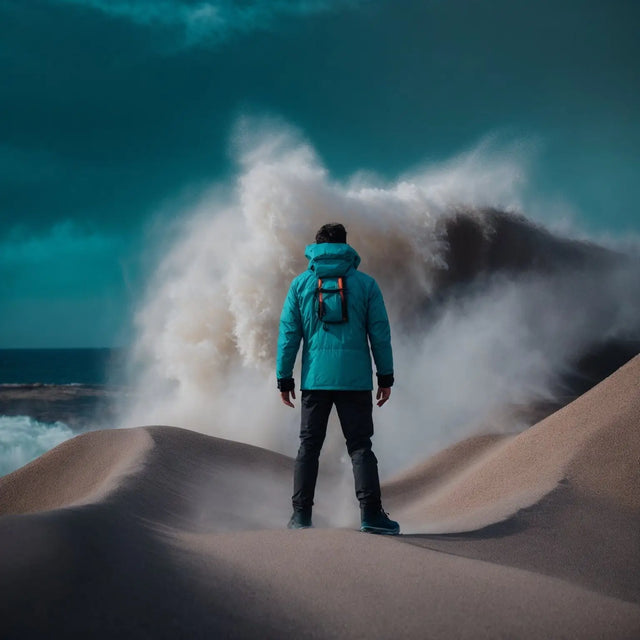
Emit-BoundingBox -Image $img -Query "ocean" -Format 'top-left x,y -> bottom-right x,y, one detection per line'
0,348 -> 125,385
117,129 -> 640,478
0,348 -> 126,477
2,135 -> 640,480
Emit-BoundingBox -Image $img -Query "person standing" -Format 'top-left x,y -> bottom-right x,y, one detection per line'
277,223 -> 400,534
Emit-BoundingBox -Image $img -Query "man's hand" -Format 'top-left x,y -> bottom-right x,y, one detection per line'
281,389 -> 296,408
376,387 -> 391,407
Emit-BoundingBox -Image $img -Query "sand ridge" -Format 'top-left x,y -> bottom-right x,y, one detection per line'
0,426 -> 153,515
1,357 -> 639,637
386,354 -> 640,533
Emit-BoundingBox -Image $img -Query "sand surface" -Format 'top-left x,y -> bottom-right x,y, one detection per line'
1,357 -> 639,638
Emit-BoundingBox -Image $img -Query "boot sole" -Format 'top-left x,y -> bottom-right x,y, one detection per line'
360,525 -> 400,535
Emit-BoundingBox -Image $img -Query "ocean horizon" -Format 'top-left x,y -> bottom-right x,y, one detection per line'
0,348 -> 127,386
0,348 -> 127,476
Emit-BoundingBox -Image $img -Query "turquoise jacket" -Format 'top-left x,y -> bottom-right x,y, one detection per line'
277,243 -> 394,391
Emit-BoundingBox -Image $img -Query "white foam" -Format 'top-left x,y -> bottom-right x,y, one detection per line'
0,416 -> 74,476
121,120 -> 640,476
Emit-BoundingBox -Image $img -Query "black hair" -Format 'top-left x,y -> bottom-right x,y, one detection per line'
315,223 -> 347,244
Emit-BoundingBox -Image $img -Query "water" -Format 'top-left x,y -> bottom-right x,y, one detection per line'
3,126 -> 640,481
0,348 -> 125,477
0,348 -> 125,385
121,123 -> 640,476
0,416 -> 74,476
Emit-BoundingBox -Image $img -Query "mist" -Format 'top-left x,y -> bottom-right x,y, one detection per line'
119,121 -> 640,478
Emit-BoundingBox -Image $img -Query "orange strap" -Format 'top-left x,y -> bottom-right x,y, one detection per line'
337,277 -> 345,310
318,277 -> 346,321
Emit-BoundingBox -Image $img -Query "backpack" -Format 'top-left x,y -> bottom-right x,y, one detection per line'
317,277 -> 348,324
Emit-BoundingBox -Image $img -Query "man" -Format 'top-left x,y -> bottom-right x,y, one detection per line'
277,223 -> 400,535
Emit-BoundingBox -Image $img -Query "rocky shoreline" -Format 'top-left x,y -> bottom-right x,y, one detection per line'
0,384 -> 125,429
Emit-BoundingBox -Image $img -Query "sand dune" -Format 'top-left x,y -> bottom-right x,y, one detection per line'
386,353 -> 640,533
1,357 -> 639,637
0,427 -> 152,515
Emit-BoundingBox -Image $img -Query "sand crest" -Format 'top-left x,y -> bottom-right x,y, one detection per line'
1,358 -> 639,637
0,426 -> 153,515
386,354 -> 640,533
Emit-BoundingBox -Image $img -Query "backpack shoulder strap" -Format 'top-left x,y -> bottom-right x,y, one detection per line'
317,278 -> 325,320
317,276 -> 348,323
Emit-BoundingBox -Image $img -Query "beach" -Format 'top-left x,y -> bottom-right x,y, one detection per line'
1,356 -> 639,637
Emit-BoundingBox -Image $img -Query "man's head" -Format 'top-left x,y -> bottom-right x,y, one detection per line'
315,223 -> 347,244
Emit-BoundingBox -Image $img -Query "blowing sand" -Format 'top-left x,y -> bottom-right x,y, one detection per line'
1,357 -> 639,638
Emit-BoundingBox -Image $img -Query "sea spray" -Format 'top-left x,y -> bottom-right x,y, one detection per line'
0,416 -> 74,476
121,121 -> 640,479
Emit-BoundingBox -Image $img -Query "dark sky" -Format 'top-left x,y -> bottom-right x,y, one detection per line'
1,0 -> 638,347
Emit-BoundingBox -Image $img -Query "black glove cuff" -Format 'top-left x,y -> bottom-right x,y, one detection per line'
376,373 -> 394,388
277,377 -> 295,392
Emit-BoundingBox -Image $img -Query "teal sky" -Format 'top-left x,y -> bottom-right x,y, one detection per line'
1,0 -> 638,347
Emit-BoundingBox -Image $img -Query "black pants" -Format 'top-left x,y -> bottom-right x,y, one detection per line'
292,390 -> 382,513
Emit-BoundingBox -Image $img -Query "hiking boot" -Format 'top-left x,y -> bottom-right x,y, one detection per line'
287,510 -> 313,529
360,508 -> 400,535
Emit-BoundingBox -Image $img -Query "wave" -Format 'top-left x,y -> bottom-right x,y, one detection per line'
0,384 -> 122,433
0,383 -> 88,388
0,416 -> 74,476
119,121 -> 640,475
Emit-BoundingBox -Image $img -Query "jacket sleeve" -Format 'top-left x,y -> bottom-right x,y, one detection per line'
276,279 -> 303,386
366,280 -> 394,386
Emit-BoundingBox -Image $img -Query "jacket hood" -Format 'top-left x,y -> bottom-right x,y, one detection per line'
305,243 -> 361,278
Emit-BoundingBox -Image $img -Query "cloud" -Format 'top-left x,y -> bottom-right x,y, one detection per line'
0,222 -> 124,297
0,222 -> 134,347
0,145 -> 62,186
52,0 -> 363,46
